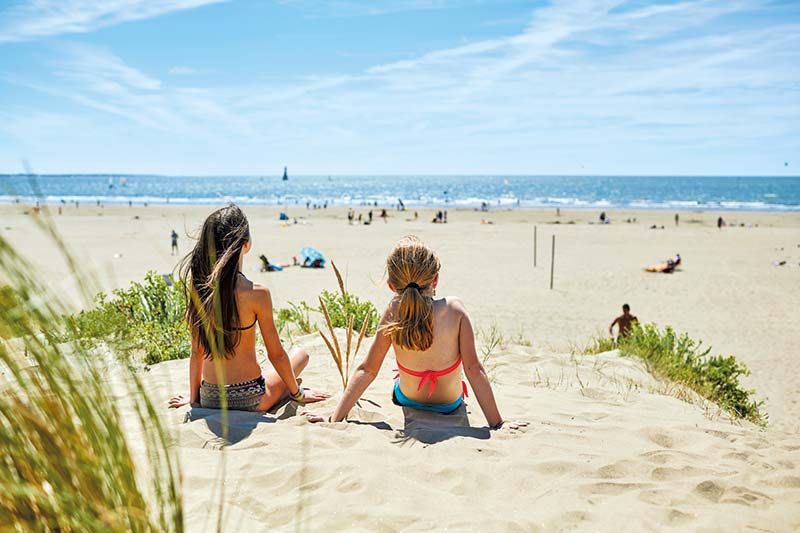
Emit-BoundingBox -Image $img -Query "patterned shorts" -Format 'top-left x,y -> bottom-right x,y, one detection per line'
199,376 -> 266,411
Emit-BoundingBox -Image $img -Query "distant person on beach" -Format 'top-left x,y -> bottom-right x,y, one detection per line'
432,210 -> 444,223
609,304 -> 638,341
675,213 -> 679,226
259,254 -> 296,272
599,211 -> 606,224
347,209 -> 354,225
305,236 -> 525,430
168,205 -> 328,412
717,216 -> 725,230
380,209 -> 388,223
171,230 -> 178,256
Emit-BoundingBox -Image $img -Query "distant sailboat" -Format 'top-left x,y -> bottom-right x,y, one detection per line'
282,166 -> 288,181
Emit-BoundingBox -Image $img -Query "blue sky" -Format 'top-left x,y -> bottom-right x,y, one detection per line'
0,0 -> 798,175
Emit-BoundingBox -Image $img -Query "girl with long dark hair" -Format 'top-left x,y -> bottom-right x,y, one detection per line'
169,205 -> 328,411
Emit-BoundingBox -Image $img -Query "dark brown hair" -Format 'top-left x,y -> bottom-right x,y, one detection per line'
179,205 -> 250,358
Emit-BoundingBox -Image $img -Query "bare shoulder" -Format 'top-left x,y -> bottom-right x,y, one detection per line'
240,282 -> 273,308
443,296 -> 468,318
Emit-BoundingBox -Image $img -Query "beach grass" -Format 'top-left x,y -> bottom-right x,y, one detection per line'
0,219 -> 182,530
588,323 -> 766,425
317,262 -> 371,390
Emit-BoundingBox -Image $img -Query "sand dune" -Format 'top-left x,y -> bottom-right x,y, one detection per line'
144,333 -> 800,531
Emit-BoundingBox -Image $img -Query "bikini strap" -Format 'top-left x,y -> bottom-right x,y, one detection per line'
395,357 -> 463,398
233,316 -> 257,330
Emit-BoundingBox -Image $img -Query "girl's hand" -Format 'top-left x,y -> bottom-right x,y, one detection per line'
301,389 -> 331,404
168,394 -> 191,409
491,420 -> 528,431
303,411 -> 331,423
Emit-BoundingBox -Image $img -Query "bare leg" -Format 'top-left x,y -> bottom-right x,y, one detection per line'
257,347 -> 309,411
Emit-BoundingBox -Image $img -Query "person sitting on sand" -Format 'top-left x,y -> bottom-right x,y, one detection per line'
609,304 -> 638,342
168,205 -> 328,412
306,236 -> 524,430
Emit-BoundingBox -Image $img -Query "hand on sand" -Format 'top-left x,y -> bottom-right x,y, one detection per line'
494,420 -> 528,431
168,394 -> 190,409
303,411 -> 331,423
301,389 -> 331,404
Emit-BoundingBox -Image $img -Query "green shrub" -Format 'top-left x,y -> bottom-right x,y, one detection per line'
276,301 -> 316,335
588,323 -> 766,425
317,289 -> 379,336
63,271 -> 190,364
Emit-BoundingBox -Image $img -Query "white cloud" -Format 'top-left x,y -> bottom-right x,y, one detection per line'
0,0 -> 228,43
3,0 -> 799,174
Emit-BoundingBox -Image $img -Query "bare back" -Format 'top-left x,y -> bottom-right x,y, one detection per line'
392,296 -> 464,404
200,275 -> 264,385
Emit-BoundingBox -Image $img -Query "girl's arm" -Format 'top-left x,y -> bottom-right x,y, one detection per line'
189,335 -> 204,404
318,307 -> 393,422
168,334 -> 203,408
454,299 -> 504,428
255,286 -> 301,396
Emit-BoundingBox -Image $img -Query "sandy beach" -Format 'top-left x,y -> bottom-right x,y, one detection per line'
2,203 -> 799,530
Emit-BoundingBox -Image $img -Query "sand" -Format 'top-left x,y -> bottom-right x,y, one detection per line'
2,202 -> 799,530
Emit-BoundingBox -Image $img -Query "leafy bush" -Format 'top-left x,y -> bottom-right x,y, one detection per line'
317,289 -> 379,336
63,271 -> 190,364
588,323 -> 766,425
276,301 -> 316,335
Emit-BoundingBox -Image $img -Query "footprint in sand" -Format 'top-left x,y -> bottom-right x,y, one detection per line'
533,461 -> 576,476
594,460 -> 639,480
694,480 -> 726,502
721,486 -> 774,507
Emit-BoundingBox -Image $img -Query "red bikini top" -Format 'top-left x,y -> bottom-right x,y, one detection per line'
395,357 -> 468,398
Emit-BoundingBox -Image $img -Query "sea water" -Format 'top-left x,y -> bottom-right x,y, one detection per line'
1,174 -> 798,211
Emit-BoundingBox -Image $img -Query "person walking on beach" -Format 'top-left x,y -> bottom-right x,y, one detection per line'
171,230 -> 179,256
674,213 -> 679,227
609,304 -> 638,342
305,236 -> 525,430
168,205 -> 328,412
717,216 -> 725,230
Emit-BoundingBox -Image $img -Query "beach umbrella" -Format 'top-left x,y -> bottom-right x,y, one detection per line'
299,247 -> 325,267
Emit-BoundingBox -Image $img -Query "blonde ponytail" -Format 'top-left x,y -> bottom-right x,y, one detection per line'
383,236 -> 440,351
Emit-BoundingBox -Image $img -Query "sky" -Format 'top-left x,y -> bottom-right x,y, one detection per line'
0,0 -> 798,175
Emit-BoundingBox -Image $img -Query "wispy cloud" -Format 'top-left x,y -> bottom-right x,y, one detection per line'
277,0 -> 487,17
0,0 -> 228,43
2,0 -> 799,174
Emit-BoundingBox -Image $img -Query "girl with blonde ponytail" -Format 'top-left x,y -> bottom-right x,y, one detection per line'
169,205 -> 328,412
307,236 -> 523,430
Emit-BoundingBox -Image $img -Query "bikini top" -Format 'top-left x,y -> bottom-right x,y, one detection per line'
395,357 -> 468,399
233,317 -> 256,331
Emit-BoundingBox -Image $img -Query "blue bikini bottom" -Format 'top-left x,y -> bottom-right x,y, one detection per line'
391,379 -> 463,414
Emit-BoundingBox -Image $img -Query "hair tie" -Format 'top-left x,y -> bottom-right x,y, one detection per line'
403,282 -> 421,291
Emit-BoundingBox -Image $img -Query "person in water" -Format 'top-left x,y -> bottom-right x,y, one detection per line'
609,304 -> 638,342
169,205 -> 328,412
306,236 -> 524,430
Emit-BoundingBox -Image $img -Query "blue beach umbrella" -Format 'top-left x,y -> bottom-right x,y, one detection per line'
299,247 -> 326,267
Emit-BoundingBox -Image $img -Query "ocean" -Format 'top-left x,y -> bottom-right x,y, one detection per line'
1,174 -> 798,211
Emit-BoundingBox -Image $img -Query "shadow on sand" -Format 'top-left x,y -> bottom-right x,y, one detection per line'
182,397 -> 299,447
393,404 -> 490,446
